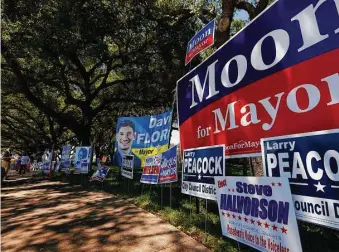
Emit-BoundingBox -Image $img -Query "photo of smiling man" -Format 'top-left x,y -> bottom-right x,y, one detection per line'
113,120 -> 142,167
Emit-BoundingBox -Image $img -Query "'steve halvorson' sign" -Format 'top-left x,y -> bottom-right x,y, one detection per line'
215,176 -> 302,252
262,129 -> 339,230
176,0 -> 339,158
182,145 -> 225,200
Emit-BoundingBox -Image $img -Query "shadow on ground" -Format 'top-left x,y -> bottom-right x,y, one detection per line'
1,177 -> 209,252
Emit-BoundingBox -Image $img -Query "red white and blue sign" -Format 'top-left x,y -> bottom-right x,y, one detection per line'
182,145 -> 225,200
185,19 -> 215,65
215,176 -> 302,252
177,0 -> 339,158
140,154 -> 162,184
90,159 -> 110,182
159,146 -> 178,184
262,129 -> 339,230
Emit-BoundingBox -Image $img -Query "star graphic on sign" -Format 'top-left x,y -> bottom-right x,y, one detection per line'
281,226 -> 287,234
232,214 -> 236,219
264,222 -> 270,229
250,219 -> 255,224
238,215 -> 242,220
244,217 -> 248,222
278,182 -> 282,187
271,182 -> 275,186
227,213 -> 231,218
222,212 -> 225,216
257,220 -> 262,226
198,174 -> 201,180
314,182 -> 326,192
272,225 -> 278,231
228,189 -> 231,192
232,189 -> 235,192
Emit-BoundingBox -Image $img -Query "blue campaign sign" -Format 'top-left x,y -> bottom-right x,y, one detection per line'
113,110 -> 172,167
140,154 -> 162,184
182,145 -> 225,200
159,146 -> 178,184
61,145 -> 71,171
262,129 -> 339,230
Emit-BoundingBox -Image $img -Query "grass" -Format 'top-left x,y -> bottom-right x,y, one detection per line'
47,165 -> 339,252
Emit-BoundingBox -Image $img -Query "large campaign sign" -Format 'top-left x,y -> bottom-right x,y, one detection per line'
177,0 -> 339,158
215,176 -> 302,252
140,154 -> 162,184
121,154 -> 134,179
113,110 -> 172,167
159,146 -> 178,184
182,145 -> 225,200
185,19 -> 215,65
262,129 -> 339,230
61,145 -> 71,171
74,146 -> 92,174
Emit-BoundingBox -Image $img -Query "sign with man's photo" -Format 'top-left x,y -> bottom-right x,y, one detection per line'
121,154 -> 134,179
113,110 -> 172,167
74,146 -> 92,174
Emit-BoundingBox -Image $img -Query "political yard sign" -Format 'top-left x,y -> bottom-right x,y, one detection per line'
74,146 -> 92,174
215,176 -> 302,252
159,146 -> 178,184
177,0 -> 339,158
185,19 -> 215,65
113,110 -> 172,168
61,145 -> 71,171
262,129 -> 339,230
140,154 -> 162,184
121,154 -> 134,179
182,145 -> 225,200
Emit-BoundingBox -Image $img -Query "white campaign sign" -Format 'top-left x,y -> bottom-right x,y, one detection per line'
215,176 -> 302,252
121,154 -> 134,179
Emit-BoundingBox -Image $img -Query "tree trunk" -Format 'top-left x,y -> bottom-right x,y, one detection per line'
215,0 -> 238,48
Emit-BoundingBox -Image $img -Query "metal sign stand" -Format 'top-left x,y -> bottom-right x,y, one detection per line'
161,184 -> 163,207
170,183 -> 172,208
204,199 -> 208,241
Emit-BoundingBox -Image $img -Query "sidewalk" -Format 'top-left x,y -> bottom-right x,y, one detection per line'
1,179 -> 210,252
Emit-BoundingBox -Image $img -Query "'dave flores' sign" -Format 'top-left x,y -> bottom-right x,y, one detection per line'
177,0 -> 339,158
215,176 -> 302,252
182,145 -> 225,200
262,129 -> 339,230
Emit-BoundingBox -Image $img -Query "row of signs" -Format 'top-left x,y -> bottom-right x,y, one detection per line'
121,146 -> 178,185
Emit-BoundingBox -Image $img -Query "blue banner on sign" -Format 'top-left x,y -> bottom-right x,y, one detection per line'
262,129 -> 339,230
113,110 -> 172,167
182,145 -> 225,200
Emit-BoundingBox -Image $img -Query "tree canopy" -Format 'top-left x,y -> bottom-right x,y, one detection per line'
1,0 -> 271,154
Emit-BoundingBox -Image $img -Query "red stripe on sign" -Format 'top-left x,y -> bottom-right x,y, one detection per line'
179,49 -> 339,157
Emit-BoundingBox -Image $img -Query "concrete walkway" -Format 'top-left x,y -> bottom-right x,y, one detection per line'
1,178 -> 210,252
